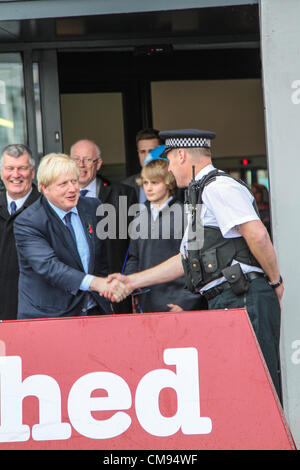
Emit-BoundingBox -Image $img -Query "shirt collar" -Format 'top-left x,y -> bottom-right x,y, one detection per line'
81,178 -> 97,197
150,196 -> 173,220
47,200 -> 78,221
6,187 -> 33,211
195,163 -> 215,181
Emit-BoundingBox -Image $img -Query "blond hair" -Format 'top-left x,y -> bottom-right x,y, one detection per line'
37,153 -> 79,192
136,159 -> 176,196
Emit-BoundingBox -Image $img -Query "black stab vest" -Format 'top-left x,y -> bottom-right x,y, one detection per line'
182,169 -> 262,294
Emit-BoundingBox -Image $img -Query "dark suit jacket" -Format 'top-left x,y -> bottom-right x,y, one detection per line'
121,173 -> 140,200
0,185 -> 40,320
96,176 -> 138,314
96,176 -> 138,273
13,195 -> 110,319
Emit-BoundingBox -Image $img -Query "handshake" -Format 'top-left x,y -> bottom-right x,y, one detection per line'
90,274 -> 133,303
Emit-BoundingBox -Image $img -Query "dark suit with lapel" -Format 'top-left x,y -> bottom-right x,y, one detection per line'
121,173 -> 140,200
96,176 -> 138,314
96,175 -> 137,273
13,194 -> 110,319
0,185 -> 40,320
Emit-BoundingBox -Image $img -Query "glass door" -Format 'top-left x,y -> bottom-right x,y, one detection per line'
0,53 -> 27,150
0,53 -> 28,189
0,50 -> 63,190
29,50 -> 62,157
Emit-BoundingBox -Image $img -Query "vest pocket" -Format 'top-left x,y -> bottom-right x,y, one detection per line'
181,255 -> 203,294
202,248 -> 218,273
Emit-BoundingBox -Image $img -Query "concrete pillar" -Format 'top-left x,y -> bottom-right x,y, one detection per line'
260,0 -> 300,448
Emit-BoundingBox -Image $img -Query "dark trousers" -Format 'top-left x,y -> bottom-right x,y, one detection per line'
207,277 -> 282,401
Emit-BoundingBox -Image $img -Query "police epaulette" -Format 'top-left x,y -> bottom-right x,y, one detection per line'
196,169 -> 222,204
196,169 -> 253,204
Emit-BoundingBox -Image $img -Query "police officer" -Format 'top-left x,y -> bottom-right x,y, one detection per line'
106,129 -> 283,399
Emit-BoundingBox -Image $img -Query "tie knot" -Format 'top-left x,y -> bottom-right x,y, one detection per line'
10,200 -> 17,215
64,212 -> 72,223
80,189 -> 88,197
64,212 -> 76,243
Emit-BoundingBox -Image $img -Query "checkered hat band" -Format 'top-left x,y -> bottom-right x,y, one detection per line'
165,137 -> 211,148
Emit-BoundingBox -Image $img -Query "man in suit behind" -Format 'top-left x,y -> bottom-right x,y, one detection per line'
13,153 -> 128,320
70,139 -> 138,313
122,128 -> 162,203
0,144 -> 40,320
121,128 -> 185,204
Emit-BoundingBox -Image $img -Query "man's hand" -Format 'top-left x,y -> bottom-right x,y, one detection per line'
167,303 -> 184,312
107,272 -> 128,283
106,278 -> 131,303
275,282 -> 284,307
106,273 -> 133,301
90,276 -> 129,303
105,254 -> 183,300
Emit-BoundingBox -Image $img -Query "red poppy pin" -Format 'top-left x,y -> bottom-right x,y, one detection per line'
87,223 -> 93,238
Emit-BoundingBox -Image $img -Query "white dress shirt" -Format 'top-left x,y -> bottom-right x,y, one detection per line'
80,178 -> 97,198
150,196 -> 173,221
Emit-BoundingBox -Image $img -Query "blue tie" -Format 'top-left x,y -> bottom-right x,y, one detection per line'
80,189 -> 88,197
10,201 -> 17,215
64,212 -> 76,243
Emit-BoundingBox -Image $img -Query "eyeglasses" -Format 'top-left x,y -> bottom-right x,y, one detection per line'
71,157 -> 98,166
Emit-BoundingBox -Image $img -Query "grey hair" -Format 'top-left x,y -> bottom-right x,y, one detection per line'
186,147 -> 212,160
70,140 -> 101,159
0,144 -> 35,169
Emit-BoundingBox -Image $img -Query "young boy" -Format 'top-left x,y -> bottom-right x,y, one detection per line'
124,146 -> 206,313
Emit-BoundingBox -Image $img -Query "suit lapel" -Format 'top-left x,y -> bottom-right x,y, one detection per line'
97,177 -> 112,204
0,190 -> 9,220
0,185 -> 40,221
41,196 -> 84,270
23,185 -> 40,208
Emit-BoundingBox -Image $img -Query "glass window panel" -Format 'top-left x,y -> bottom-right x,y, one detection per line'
246,169 -> 252,186
257,169 -> 269,190
0,53 -> 27,149
229,170 -> 241,180
33,62 -> 44,156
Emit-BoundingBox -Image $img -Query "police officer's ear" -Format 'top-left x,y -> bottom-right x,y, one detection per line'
177,148 -> 187,164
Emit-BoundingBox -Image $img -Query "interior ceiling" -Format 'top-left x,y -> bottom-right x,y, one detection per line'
0,4 -> 259,48
58,48 -> 261,94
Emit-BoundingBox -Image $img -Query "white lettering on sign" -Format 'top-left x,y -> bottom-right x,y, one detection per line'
291,80 -> 300,104
0,347 -> 212,443
135,348 -> 212,436
68,372 -> 132,439
0,355 -> 71,442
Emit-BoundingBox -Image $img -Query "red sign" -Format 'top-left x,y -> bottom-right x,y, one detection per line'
0,309 -> 295,450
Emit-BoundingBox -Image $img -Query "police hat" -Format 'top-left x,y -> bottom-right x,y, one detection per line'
159,129 -> 216,154
143,144 -> 169,166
